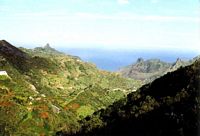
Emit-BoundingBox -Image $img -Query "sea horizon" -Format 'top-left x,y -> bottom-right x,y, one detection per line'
60,47 -> 199,71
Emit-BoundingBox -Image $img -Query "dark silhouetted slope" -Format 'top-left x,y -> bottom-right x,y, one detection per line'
69,59 -> 200,136
0,40 -> 31,71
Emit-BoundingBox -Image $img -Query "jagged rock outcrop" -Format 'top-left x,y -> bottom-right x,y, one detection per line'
118,58 -> 171,82
169,58 -> 190,72
118,57 -> 196,83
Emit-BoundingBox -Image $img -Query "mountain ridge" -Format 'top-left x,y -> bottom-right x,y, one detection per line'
0,40 -> 141,135
66,58 -> 200,136
118,57 -> 196,83
0,40 -> 31,71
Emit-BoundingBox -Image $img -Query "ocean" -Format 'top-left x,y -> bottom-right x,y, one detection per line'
58,48 -> 199,71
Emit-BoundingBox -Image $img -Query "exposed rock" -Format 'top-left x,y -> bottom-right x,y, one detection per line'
29,96 -> 34,101
29,84 -> 39,94
51,104 -> 60,114
118,57 -> 196,83
118,58 -> 171,82
41,94 -> 46,97
34,43 -> 64,55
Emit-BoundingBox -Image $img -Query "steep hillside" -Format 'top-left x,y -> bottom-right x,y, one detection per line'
118,58 -> 171,82
0,40 -> 141,135
69,59 -> 200,136
118,57 -> 192,83
0,40 -> 31,71
169,58 -> 191,72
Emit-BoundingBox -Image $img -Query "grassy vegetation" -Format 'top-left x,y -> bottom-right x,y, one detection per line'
0,42 -> 142,135
71,59 -> 200,136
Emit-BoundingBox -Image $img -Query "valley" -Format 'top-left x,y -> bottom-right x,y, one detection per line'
64,55 -> 200,136
0,40 -> 199,136
1,0 -> 199,135
0,40 -> 141,135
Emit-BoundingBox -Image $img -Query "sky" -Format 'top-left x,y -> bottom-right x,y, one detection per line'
0,0 -> 200,52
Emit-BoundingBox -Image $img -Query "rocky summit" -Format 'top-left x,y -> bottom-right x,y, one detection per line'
118,57 -> 195,83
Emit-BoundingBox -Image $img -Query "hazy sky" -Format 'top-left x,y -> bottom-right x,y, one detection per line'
0,0 -> 200,52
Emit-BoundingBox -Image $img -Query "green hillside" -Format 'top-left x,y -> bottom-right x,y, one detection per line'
70,58 -> 200,136
0,40 -> 141,135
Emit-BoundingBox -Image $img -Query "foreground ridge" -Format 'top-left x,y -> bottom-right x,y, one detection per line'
65,59 -> 200,136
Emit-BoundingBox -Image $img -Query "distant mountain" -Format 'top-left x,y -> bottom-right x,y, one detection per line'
19,43 -> 64,56
0,40 -> 141,135
168,58 -> 191,72
118,57 -> 196,83
62,48 -> 199,71
34,43 -> 64,54
68,58 -> 200,136
118,58 -> 171,82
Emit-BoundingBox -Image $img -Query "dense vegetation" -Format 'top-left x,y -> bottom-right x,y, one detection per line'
0,40 -> 141,135
1,40 -> 199,136
64,59 -> 200,136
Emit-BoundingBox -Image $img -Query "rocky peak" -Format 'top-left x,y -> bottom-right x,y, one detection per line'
172,58 -> 186,67
34,43 -> 63,55
136,58 -> 144,63
44,43 -> 52,49
119,58 -> 172,82
175,58 -> 182,63
169,58 -> 190,72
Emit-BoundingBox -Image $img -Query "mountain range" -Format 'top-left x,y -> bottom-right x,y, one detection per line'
118,57 -> 198,83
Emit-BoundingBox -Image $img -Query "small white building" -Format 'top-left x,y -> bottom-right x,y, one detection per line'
0,71 -> 8,76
